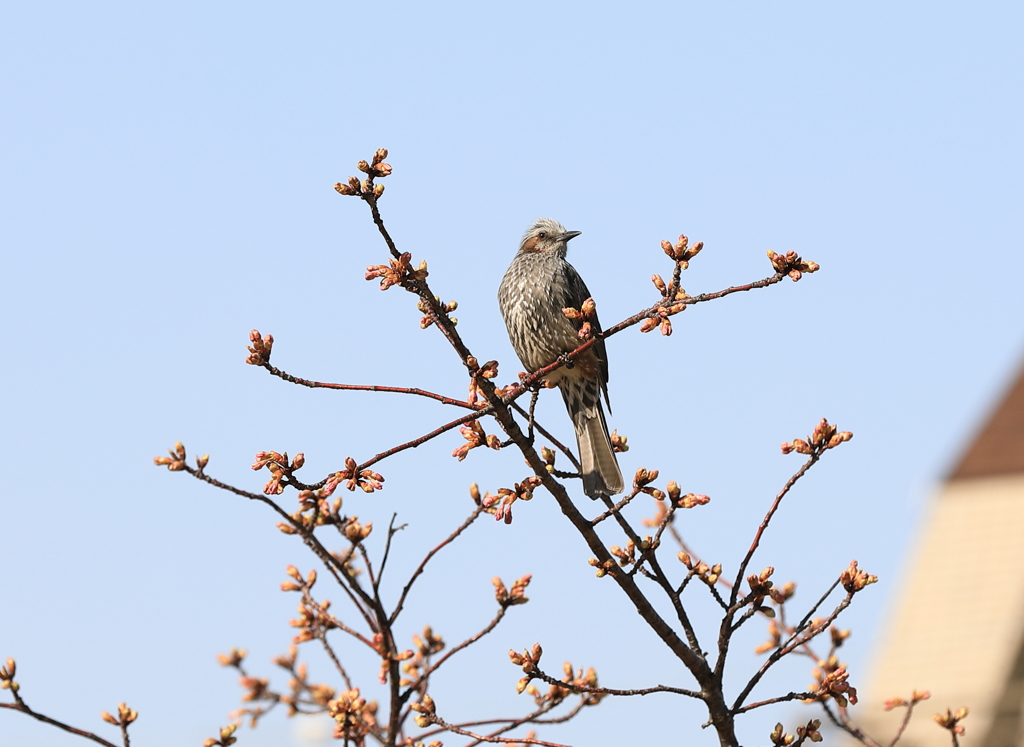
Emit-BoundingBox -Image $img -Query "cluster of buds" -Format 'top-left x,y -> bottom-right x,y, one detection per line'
202,724 -> 238,747
278,488 -> 345,534
466,358 -> 499,406
509,643 -> 544,694
639,303 -> 678,336
610,430 -> 628,453
562,297 -> 597,339
418,295 -> 458,330
0,658 -> 15,693
272,639 -> 296,672
280,564 -> 317,594
245,329 -> 274,366
840,560 -> 878,594
934,707 -> 969,737
365,252 -> 429,291
493,574 -> 532,608
662,234 -> 704,269
216,648 -> 247,668
296,682 -> 335,716
153,441 -> 206,472
409,693 -> 437,729
781,418 -> 853,456
481,477 -> 542,524
640,235 -> 704,336
539,446 -> 557,473
650,273 -> 690,303
238,675 -> 270,703
359,149 -> 392,177
102,702 -> 140,727
251,450 -> 304,496
494,381 -> 523,400
327,688 -> 380,741
399,626 -> 446,687
400,740 -> 442,747
883,690 -> 931,711
323,457 -> 385,494
609,540 -> 636,567
678,552 -> 722,585
767,249 -> 819,282
289,595 -> 337,645
614,536 -> 658,568
808,658 -> 858,707
745,566 -> 789,614
632,468 -> 665,500
831,625 -> 851,649
588,556 -> 617,578
334,148 -> 392,198
664,480 -> 711,509
769,719 -> 822,745
522,661 -> 603,709
271,644 -> 337,713
370,632 -> 414,685
340,516 -> 373,543
452,419 -> 502,462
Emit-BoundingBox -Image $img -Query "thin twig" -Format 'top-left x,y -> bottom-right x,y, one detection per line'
887,700 -> 921,747
590,489 -> 644,526
729,691 -> 816,715
405,607 -> 508,690
0,703 -> 119,747
376,514 -> 405,591
730,583 -> 851,712
258,366 -> 477,410
390,504 -> 487,625
422,713 -> 573,747
527,667 -> 702,699
358,407 -> 494,471
317,629 -> 354,692
730,453 -> 820,608
180,464 -> 378,630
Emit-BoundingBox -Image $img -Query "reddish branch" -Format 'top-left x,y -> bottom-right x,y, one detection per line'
525,666 -> 702,699
730,581 -> 851,713
730,453 -> 821,609
179,462 -> 379,630
341,176 -> 808,746
147,152 -> 908,747
390,503 -> 488,625
259,366 -> 479,409
421,713 -> 575,747
404,607 -> 509,691
0,702 -> 120,747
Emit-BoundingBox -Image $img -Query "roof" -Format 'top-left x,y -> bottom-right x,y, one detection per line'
950,359 -> 1024,480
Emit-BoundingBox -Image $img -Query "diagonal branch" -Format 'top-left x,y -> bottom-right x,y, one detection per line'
390,503 -> 488,625
257,363 -> 478,409
0,703 -> 119,747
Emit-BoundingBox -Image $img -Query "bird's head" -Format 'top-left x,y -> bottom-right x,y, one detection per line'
519,217 -> 581,256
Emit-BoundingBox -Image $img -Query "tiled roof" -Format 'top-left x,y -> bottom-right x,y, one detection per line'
950,360 -> 1024,480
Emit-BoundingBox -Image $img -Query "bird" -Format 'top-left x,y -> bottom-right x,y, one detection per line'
498,217 -> 624,499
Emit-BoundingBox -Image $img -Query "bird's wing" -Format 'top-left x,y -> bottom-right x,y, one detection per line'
561,261 -> 612,410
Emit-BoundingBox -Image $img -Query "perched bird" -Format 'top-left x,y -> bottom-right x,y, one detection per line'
498,218 -> 624,499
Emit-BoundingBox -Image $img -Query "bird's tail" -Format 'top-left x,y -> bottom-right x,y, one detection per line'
562,387 -> 623,499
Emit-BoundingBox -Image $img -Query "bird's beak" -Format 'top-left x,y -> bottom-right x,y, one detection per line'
559,230 -> 581,243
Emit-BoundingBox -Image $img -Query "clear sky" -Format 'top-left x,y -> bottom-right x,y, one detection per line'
3,3 -> 1023,746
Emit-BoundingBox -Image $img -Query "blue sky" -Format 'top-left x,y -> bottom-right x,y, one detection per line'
3,3 -> 1023,746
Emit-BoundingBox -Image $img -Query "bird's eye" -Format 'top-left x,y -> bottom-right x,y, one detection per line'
537,231 -> 547,239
